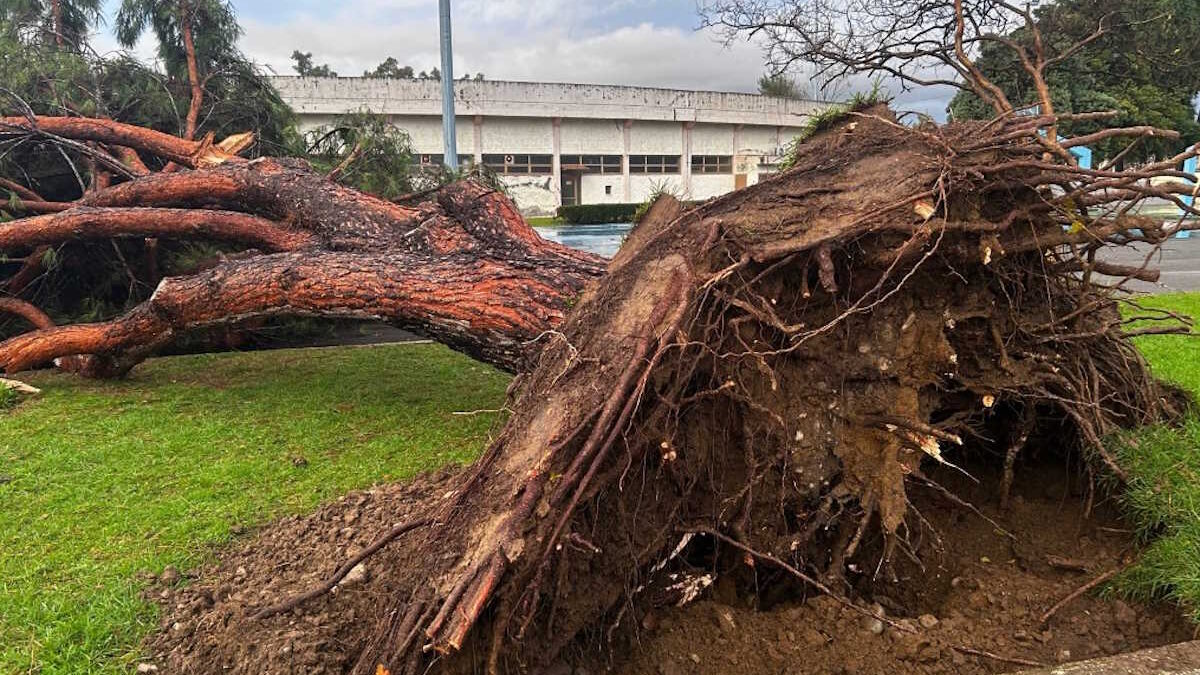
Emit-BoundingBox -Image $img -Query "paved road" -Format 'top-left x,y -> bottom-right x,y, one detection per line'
1098,235 -> 1200,293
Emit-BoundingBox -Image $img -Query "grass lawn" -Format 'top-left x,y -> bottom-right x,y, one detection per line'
1110,293 -> 1200,619
525,216 -> 563,227
0,343 -> 509,674
5,297 -> 1200,674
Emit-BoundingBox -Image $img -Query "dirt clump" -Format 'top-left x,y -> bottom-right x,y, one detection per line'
147,458 -> 1191,675
145,469 -> 460,673
601,459 -> 1192,675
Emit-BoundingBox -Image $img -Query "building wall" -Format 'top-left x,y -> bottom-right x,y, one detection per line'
691,174 -> 735,200
738,126 -> 785,155
386,115 -> 474,156
559,119 -> 624,155
628,121 -> 683,155
274,77 -> 825,215
479,117 -> 553,154
501,176 -> 559,216
691,124 -> 736,155
629,175 -> 687,203
580,174 -> 624,205
272,77 -> 824,127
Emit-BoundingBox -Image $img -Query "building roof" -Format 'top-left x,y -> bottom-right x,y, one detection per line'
269,77 -> 824,127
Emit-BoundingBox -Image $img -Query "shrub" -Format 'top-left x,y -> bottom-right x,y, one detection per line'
557,202 -> 641,224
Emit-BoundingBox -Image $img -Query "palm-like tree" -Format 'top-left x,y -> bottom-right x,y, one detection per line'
115,0 -> 240,139
0,0 -> 103,49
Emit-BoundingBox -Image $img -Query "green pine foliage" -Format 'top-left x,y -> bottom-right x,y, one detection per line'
947,0 -> 1200,164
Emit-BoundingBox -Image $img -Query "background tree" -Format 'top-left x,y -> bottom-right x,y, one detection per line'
290,49 -> 337,77
0,3 -> 300,344
305,109 -> 417,199
758,72 -> 801,98
364,56 -> 413,79
0,0 -> 102,48
700,0 -> 1197,162
115,0 -> 241,139
946,0 -> 1200,164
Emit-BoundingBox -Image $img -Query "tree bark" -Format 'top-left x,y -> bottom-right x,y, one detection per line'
0,116 -> 245,167
50,0 -> 64,47
179,2 -> 203,141
0,143 -> 604,375
0,207 -> 317,251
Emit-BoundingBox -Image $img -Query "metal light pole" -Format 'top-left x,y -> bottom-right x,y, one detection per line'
439,0 -> 459,171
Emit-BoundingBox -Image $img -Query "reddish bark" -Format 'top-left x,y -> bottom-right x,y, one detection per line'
50,0 -> 64,46
179,2 -> 203,140
0,249 -> 590,373
4,247 -> 50,295
0,297 -> 56,330
0,117 -> 243,168
0,177 -> 43,202
0,207 -> 317,251
111,145 -> 152,176
0,297 -> 92,373
0,122 -> 604,376
6,200 -> 73,214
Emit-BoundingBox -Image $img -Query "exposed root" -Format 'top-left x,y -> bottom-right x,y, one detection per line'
1040,561 -> 1132,627
251,518 -> 433,620
950,644 -> 1046,668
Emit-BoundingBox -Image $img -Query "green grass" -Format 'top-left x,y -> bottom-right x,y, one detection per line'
0,343 -> 509,674
525,216 -> 563,227
1109,292 -> 1200,618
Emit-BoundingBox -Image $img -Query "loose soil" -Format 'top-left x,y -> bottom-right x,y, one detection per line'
146,455 -> 1192,674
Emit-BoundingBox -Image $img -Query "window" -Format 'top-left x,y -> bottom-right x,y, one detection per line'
417,154 -> 475,167
605,185 -> 613,195
691,155 -> 733,174
629,155 -> 681,174
481,154 -> 553,175
560,154 -> 622,174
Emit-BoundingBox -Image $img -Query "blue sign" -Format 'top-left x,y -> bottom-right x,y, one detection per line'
1172,155 -> 1197,238
1070,145 -> 1092,170
1185,156 -> 1197,210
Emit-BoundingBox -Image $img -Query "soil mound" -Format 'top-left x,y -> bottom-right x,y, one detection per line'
147,458 -> 1190,674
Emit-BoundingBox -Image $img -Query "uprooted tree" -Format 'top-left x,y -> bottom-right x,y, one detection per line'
3,0 -> 1200,673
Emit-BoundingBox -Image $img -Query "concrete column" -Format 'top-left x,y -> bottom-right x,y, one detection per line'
682,121 -> 695,197
551,117 -> 562,207
472,115 -> 483,165
622,119 -> 633,202
732,123 -> 744,193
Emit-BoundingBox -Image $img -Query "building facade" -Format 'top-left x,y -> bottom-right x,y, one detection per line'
271,77 -> 824,215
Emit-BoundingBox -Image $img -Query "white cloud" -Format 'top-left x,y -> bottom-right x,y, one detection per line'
92,0 -> 959,118
239,12 -> 770,92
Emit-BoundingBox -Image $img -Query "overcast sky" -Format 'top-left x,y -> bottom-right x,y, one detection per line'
92,0 -> 957,120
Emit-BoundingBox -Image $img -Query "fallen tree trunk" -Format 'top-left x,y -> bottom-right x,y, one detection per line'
0,119 -> 604,374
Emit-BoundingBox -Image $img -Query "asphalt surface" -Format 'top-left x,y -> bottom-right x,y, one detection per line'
1097,234 -> 1200,293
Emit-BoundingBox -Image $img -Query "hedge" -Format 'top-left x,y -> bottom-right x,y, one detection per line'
556,202 -> 641,224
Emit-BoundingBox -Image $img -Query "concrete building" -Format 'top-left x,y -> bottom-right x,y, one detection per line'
271,77 -> 826,215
